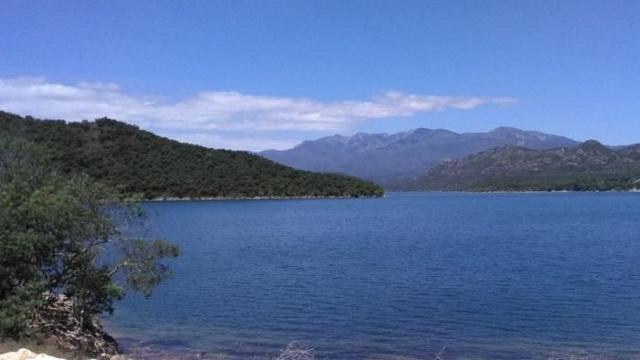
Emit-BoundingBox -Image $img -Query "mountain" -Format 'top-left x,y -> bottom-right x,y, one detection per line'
261,127 -> 579,187
0,111 -> 383,199
411,140 -> 640,191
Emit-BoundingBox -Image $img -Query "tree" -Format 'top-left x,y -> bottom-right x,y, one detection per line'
0,111 -> 384,200
0,139 -> 179,340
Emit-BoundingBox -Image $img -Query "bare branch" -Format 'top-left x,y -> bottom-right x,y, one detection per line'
276,342 -> 316,360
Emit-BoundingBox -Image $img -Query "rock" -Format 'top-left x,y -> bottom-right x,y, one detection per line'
30,295 -> 119,359
108,356 -> 128,360
0,349 -> 65,360
0,349 -> 135,360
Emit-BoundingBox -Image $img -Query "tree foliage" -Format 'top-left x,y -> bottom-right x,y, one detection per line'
0,140 -> 179,340
0,111 -> 384,199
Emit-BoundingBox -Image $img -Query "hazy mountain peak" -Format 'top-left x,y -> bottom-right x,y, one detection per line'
351,132 -> 376,139
296,134 -> 348,148
489,126 -> 523,133
486,126 -> 546,139
260,127 -> 581,187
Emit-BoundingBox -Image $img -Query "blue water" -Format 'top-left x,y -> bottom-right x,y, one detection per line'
105,192 -> 640,359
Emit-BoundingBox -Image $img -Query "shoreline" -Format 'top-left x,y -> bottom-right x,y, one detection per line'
144,189 -> 640,202
393,189 -> 640,194
146,194 -> 385,202
2,340 -> 633,360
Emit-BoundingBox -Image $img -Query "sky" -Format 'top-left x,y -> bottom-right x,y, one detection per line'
0,0 -> 638,151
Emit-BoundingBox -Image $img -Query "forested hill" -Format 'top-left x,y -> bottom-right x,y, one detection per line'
0,111 -> 383,199
410,140 -> 640,191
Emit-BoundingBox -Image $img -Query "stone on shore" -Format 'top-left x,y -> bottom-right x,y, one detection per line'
0,349 -> 65,360
0,349 -> 129,360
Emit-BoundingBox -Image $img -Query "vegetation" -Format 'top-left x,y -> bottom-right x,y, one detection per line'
0,111 -> 383,199
411,140 -> 640,191
0,139 -> 179,342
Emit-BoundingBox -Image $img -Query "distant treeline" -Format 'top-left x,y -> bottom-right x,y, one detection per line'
0,111 -> 384,199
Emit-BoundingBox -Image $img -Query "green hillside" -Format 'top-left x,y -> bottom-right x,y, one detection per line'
0,111 -> 383,199
411,140 -> 640,191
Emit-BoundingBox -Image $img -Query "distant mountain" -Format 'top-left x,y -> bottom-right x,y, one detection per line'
261,127 -> 579,186
410,140 -> 640,191
0,111 -> 383,199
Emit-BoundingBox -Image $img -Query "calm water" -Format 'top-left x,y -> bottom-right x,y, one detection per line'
105,192 -> 640,359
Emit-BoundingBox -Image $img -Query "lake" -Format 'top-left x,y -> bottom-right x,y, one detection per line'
104,192 -> 640,359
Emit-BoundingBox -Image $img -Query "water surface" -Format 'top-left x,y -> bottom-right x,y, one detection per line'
105,192 -> 640,359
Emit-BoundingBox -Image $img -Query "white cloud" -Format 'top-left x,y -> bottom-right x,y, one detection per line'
0,77 -> 515,150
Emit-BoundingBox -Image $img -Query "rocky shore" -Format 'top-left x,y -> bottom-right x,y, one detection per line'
0,342 -> 316,360
6,295 -> 122,360
0,348 -> 66,360
3,307 -> 315,360
0,348 -> 126,360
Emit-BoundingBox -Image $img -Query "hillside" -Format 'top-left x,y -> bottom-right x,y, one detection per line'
261,127 -> 579,186
0,111 -> 383,199
411,140 -> 640,191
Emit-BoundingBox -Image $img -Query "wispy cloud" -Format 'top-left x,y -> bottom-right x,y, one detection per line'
0,77 -> 515,150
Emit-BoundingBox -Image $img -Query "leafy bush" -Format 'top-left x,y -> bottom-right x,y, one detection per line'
0,140 -> 179,340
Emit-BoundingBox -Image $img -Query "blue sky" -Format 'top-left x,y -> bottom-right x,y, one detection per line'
1,0 -> 638,150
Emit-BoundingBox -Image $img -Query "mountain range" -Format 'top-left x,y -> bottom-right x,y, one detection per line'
261,127 -> 579,187
7,109 -> 635,194
410,140 -> 640,191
